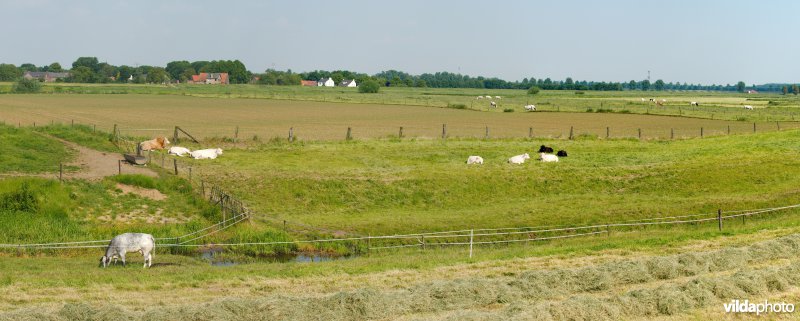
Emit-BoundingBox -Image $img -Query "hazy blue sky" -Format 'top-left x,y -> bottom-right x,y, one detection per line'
1,0 -> 798,84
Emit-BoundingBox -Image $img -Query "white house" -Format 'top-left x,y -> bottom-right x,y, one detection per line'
340,79 -> 357,87
318,77 -> 335,87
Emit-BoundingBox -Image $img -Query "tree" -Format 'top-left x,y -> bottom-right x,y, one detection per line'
0,63 -> 21,81
12,78 -> 42,93
415,79 -> 427,87
527,86 -> 541,95
19,63 -> 38,72
654,79 -> 665,91
359,80 -> 380,93
736,81 -> 746,93
640,79 -> 651,91
166,61 -> 191,81
67,66 -> 94,83
147,67 -> 169,84
47,62 -> 63,72
782,86 -> 789,95
794,84 -> 800,95
330,72 -> 344,85
564,77 -> 574,90
72,57 -> 100,72
628,80 -> 637,90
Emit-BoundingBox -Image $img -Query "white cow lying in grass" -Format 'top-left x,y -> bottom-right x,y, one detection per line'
508,153 -> 530,164
743,105 -> 754,110
539,153 -> 559,162
168,146 -> 192,157
466,156 -> 484,164
101,233 -> 155,268
190,148 -> 223,159
524,104 -> 536,111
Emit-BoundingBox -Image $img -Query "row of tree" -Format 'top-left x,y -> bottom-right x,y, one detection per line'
0,58 -> 796,93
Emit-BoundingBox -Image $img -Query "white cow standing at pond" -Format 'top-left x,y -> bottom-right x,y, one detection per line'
101,233 -> 155,268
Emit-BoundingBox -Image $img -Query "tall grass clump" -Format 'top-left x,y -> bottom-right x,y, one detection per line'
34,123 -> 118,152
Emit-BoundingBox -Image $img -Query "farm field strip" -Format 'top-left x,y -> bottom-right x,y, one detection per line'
0,94 -> 794,141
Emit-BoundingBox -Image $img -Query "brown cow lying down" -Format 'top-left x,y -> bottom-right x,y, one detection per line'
140,137 -> 170,151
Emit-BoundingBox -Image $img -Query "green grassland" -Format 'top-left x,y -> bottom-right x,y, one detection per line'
4,85 -> 800,319
180,129 -> 800,237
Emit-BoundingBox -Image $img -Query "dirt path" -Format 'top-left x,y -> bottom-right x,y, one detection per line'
58,139 -> 157,180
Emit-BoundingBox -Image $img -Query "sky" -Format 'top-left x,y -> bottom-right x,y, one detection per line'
1,0 -> 798,85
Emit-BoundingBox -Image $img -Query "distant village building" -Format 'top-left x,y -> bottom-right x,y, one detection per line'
301,80 -> 318,86
317,77 -> 335,87
23,71 -> 70,82
747,90 -> 758,94
189,72 -> 229,84
340,79 -> 357,87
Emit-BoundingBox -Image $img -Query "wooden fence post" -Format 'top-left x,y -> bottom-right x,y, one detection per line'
701,127 -> 704,138
718,209 -> 722,231
173,159 -> 178,175
289,127 -> 294,142
399,126 -> 404,138
421,235 -> 425,250
671,128 -> 674,140
346,127 -> 352,140
173,126 -> 179,144
59,163 -> 63,182
485,126 -> 489,139
112,124 -> 118,142
777,121 -> 781,131
753,122 -> 756,133
638,128 -> 642,140
469,229 -> 474,258
71,119 -> 74,127
201,180 -> 205,198
442,124 -> 447,139
528,127 -> 533,138
367,234 -> 371,253
606,127 -> 610,139
118,160 -> 122,175
234,126 -> 239,144
569,126 -> 574,140
188,166 -> 192,183
93,124 -> 96,133
727,125 -> 730,135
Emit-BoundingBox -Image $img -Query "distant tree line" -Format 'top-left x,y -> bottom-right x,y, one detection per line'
0,58 -> 796,93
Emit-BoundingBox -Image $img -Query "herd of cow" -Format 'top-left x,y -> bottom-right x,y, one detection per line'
467,145 -> 567,165
138,136 -> 223,160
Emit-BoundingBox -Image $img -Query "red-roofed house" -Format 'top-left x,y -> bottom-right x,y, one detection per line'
189,72 -> 229,84
301,80 -> 317,86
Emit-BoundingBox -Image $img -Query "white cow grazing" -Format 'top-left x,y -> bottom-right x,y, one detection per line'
495,96 -> 502,99
168,146 -> 192,157
490,101 -> 497,108
690,101 -> 699,106
485,95 -> 493,99
539,153 -> 559,162
476,96 -> 483,99
466,156 -> 484,165
524,105 -> 536,111
743,105 -> 754,110
641,98 -> 646,102
190,148 -> 223,159
101,233 -> 155,268
508,153 -> 530,164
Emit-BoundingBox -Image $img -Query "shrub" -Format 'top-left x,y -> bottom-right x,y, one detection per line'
527,86 -> 540,95
359,80 -> 380,93
448,103 -> 466,109
575,91 -> 585,95
503,108 -> 514,113
12,78 -> 42,93
0,183 -> 39,212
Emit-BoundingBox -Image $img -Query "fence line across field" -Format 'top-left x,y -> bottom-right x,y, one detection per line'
3,202 -> 799,257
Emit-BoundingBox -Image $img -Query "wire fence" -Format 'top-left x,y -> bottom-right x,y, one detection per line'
3,201 -> 799,258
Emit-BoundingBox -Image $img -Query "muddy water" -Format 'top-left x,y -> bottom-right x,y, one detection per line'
199,248 -> 353,266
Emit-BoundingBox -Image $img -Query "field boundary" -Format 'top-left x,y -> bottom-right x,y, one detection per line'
3,201 -> 798,257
